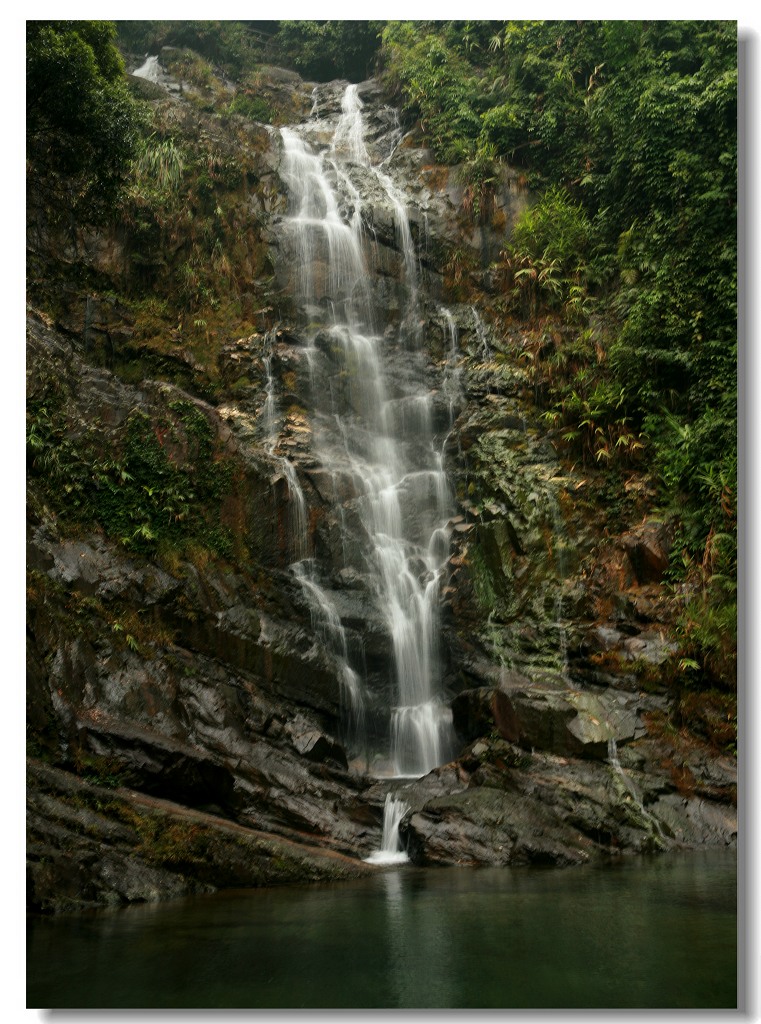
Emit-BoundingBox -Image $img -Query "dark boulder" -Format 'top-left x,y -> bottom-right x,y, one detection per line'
620,520 -> 674,585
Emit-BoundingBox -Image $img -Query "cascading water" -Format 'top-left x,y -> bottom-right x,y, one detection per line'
132,55 -> 162,83
440,306 -> 464,428
261,331 -> 279,448
277,83 -> 455,778
259,329 -> 310,563
607,738 -> 667,848
364,794 -> 410,865
292,561 -> 366,753
471,306 -> 492,362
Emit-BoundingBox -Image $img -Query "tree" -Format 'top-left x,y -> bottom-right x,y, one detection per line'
273,21 -> 383,82
27,20 -> 145,221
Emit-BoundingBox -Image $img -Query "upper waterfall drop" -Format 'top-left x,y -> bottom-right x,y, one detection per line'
331,84 -> 371,166
276,82 -> 455,778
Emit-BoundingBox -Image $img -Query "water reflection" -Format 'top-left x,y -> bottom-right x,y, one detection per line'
382,869 -> 456,1008
27,851 -> 736,1009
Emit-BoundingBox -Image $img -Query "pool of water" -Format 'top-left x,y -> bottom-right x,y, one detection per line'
27,849 -> 736,1009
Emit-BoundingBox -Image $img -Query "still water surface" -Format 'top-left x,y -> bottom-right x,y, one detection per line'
27,849 -> 736,1009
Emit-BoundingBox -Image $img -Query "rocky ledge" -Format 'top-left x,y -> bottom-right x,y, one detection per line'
27,759 -> 373,914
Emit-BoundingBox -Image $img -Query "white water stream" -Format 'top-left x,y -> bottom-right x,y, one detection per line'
132,55 -> 162,83
260,329 -> 310,563
277,83 -> 455,778
607,738 -> 668,847
364,794 -> 411,865
440,306 -> 464,427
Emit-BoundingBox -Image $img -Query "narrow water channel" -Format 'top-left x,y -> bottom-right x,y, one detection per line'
27,850 -> 736,1009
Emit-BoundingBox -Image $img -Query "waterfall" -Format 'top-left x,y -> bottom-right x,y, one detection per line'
331,84 -> 371,165
278,83 -> 455,777
332,85 -> 419,333
261,331 -> 279,451
132,55 -> 162,83
607,738 -> 668,847
364,794 -> 410,864
292,561 -> 366,753
440,306 -> 463,427
279,458 -> 309,563
607,737 -> 640,802
471,306 -> 492,362
259,328 -> 309,563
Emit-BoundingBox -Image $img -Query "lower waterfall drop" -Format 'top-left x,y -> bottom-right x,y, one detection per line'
364,794 -> 410,864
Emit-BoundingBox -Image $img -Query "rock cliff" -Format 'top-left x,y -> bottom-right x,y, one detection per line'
27,56 -> 736,913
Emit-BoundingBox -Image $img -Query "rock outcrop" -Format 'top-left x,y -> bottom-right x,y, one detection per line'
27,760 -> 372,914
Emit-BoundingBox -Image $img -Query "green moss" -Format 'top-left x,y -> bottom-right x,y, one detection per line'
73,752 -> 130,789
227,92 -> 273,123
27,390 -> 237,561
164,50 -> 215,91
469,526 -> 515,620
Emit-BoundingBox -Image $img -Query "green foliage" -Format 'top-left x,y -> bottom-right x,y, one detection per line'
118,20 -> 385,84
272,21 -> 382,82
27,393 -> 234,559
130,136 -> 185,197
502,187 -> 592,317
27,21 -> 146,219
442,243 -> 479,296
591,26 -> 735,564
381,23 -> 483,163
116,104 -> 268,326
511,187 -> 591,268
164,49 -> 215,89
117,20 -> 275,80
227,91 -> 273,123
648,410 -> 737,564
546,380 -> 646,468
458,140 -> 500,223
382,20 -> 614,187
682,597 -> 737,680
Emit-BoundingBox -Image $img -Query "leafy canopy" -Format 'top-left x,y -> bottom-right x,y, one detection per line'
27,20 -> 145,217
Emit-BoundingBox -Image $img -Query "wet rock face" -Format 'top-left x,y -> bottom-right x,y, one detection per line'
394,731 -> 736,868
489,679 -> 649,760
620,520 -> 674,584
452,679 -> 650,760
404,785 -> 599,868
27,502 -> 379,839
27,760 -> 373,914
